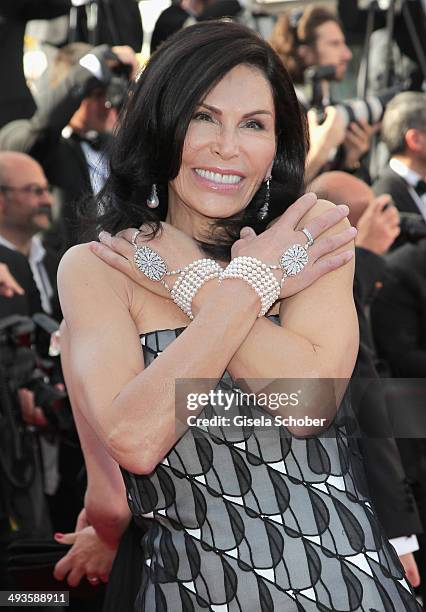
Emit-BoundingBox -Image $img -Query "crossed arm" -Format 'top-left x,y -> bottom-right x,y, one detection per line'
56,199 -> 357,582
58,199 -> 358,476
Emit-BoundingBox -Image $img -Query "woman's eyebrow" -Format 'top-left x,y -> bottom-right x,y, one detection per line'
199,102 -> 273,118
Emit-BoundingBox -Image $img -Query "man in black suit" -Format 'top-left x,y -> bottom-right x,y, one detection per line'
373,92 -> 426,244
0,151 -> 88,537
0,43 -> 137,252
0,0 -> 70,129
371,238 -> 426,598
0,151 -> 60,320
311,171 -> 421,586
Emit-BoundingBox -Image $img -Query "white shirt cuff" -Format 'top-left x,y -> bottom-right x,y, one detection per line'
389,535 -> 419,556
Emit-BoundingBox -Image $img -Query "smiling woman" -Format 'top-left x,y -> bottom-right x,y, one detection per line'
169,64 -> 276,224
79,19 -> 307,260
56,20 -> 422,612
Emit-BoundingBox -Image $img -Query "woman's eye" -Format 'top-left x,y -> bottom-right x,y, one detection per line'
193,112 -> 213,122
243,119 -> 264,130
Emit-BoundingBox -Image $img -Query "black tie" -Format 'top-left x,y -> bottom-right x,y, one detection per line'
415,179 -> 426,197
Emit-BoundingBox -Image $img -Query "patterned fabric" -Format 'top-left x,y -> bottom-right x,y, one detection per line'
120,320 -> 423,612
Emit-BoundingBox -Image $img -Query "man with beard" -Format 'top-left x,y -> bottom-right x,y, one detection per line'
269,5 -> 377,181
0,152 -> 87,545
0,151 -> 60,320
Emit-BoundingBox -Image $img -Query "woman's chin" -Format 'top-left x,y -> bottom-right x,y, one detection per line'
195,205 -> 244,220
189,194 -> 248,219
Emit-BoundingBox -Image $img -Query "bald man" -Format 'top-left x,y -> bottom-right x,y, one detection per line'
0,151 -> 60,319
310,171 -> 400,250
311,171 -> 421,585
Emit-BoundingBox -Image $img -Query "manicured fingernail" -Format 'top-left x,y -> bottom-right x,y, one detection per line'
338,204 -> 349,214
99,231 -> 112,246
90,241 -> 100,252
54,533 -> 64,539
304,192 -> 317,202
349,226 -> 357,235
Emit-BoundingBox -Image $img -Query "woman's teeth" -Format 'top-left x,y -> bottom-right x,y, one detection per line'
195,169 -> 242,185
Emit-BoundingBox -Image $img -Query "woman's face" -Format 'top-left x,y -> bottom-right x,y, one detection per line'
169,64 -> 276,222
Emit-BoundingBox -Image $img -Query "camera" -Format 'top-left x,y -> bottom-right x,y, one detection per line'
0,314 -> 73,433
106,62 -> 132,111
398,212 -> 426,243
305,64 -> 404,127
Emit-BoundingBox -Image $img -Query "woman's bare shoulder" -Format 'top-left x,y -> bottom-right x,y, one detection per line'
58,243 -> 151,329
60,241 -> 135,286
58,243 -> 133,308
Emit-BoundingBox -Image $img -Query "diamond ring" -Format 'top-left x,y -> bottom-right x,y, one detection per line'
131,230 -> 141,247
134,245 -> 168,282
301,227 -> 314,248
279,244 -> 309,277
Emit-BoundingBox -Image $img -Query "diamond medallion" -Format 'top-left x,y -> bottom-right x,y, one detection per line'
134,246 -> 167,281
280,244 -> 308,276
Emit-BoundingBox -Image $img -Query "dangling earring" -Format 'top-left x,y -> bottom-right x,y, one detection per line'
258,175 -> 271,220
147,184 -> 159,209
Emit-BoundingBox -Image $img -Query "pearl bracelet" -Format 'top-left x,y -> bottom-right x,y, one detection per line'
170,259 -> 223,320
220,256 -> 281,317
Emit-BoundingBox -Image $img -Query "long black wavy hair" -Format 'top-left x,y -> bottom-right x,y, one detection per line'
83,20 -> 308,260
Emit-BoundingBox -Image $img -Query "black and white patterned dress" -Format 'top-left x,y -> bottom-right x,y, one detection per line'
119,318 -> 423,612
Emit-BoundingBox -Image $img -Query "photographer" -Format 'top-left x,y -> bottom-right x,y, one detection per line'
0,151 -> 86,541
371,238 -> 426,600
310,171 -> 422,587
373,92 -> 426,248
0,152 -> 59,318
0,43 -> 138,253
270,4 -> 378,180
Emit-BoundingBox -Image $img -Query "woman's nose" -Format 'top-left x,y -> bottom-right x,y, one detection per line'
212,127 -> 239,159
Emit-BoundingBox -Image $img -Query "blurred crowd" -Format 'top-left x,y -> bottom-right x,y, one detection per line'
0,0 -> 426,609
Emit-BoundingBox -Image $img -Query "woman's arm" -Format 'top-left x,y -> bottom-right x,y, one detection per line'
59,195 -> 354,472
59,321 -> 131,546
58,244 -> 259,475
227,199 -> 358,381
206,199 -> 358,435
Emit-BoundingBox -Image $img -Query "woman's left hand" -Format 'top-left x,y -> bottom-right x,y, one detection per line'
53,526 -> 117,587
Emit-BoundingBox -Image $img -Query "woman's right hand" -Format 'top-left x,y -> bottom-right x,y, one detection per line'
230,192 -> 356,300
91,221 -> 206,299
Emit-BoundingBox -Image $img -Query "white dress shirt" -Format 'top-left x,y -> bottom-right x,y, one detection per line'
389,157 -> 426,221
0,234 -> 53,314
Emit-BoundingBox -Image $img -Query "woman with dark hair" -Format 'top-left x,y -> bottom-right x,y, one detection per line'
55,21 -> 421,612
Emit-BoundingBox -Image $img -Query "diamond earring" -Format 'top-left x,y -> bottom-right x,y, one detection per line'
147,184 -> 159,209
258,175 -> 271,220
